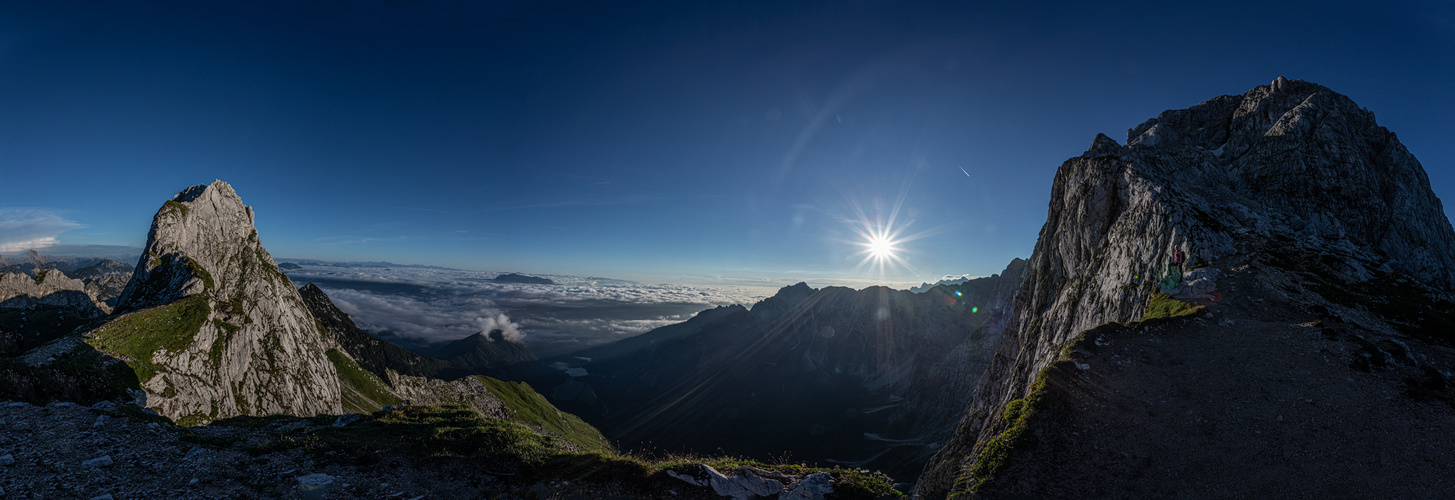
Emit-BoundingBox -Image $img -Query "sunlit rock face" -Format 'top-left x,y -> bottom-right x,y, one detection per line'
915,78 -> 1455,497
95,180 -> 343,420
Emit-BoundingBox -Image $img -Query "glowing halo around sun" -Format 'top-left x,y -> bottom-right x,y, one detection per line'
838,178 -> 947,281
854,224 -> 911,277
866,232 -> 898,260
846,206 -> 927,279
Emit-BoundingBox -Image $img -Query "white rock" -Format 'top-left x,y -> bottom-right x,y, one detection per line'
82,455 -> 113,467
782,472 -> 835,500
666,469 -> 702,487
702,465 -> 784,499
333,413 -> 364,427
0,454 -> 14,465
94,181 -> 345,421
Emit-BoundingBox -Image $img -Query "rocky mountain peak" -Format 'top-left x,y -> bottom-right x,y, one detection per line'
916,79 -> 1455,497
90,181 -> 343,421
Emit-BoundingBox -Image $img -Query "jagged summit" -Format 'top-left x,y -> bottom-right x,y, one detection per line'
916,79 -> 1455,497
90,181 -> 343,420
115,180 -> 265,311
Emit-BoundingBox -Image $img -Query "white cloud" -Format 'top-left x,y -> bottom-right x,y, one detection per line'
0,209 -> 84,253
475,312 -> 523,342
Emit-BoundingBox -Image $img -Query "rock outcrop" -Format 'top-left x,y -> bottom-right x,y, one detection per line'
0,269 -> 108,317
87,181 -> 344,420
915,78 -> 1455,497
70,259 -> 134,306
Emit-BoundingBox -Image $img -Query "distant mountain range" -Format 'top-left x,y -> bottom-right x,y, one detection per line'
908,274 -> 982,293
511,258 -> 1027,480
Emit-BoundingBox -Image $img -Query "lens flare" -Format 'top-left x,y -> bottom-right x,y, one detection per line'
866,233 -> 898,260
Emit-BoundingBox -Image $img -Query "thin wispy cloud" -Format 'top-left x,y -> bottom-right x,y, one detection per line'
0,209 -> 84,253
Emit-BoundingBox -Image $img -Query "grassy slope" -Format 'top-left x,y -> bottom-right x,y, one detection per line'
85,295 -> 210,382
326,348 -> 404,413
477,375 -> 614,454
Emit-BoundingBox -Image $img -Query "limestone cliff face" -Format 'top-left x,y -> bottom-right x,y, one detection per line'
90,181 -> 342,420
915,78 -> 1455,497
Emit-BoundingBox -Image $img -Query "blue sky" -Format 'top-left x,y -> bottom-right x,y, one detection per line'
3,1 -> 1453,286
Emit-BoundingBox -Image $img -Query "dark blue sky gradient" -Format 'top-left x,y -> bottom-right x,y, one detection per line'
3,1 -> 1452,286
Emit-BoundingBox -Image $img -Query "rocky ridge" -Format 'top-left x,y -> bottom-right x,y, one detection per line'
915,78 -> 1455,497
0,269 -> 109,317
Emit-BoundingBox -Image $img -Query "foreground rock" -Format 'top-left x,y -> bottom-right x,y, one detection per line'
916,78 -> 1455,497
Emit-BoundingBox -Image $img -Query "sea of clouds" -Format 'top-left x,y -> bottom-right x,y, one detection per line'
282,264 -> 774,357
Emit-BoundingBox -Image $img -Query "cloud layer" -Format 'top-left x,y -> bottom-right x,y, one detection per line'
286,264 -> 771,356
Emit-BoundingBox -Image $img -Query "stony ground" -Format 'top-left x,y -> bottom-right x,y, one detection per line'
976,262 -> 1455,498
0,401 -> 519,499
0,401 -> 884,499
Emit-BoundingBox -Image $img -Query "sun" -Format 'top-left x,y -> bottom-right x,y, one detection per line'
866,233 -> 898,260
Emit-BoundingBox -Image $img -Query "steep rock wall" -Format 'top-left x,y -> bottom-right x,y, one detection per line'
915,78 -> 1455,497
92,181 -> 342,420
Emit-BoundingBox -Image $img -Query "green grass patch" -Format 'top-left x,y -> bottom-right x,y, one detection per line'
326,349 -> 402,413
207,320 -> 238,372
477,375 -> 614,454
162,200 -> 190,217
1133,292 -> 1204,327
85,295 -> 210,382
952,362 -> 1059,497
183,257 -> 214,290
176,412 -> 210,427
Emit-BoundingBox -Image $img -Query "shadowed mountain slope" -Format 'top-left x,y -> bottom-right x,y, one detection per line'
916,78 -> 1455,498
